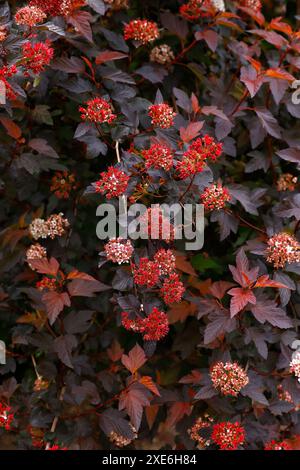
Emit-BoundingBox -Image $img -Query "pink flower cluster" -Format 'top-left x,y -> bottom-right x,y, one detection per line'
15,5 -> 46,27
124,19 -> 160,44
95,167 -> 129,199
188,415 -> 214,448
264,440 -> 292,451
266,232 -> 300,269
177,136 -> 223,179
210,361 -> 249,397
79,97 -> 116,124
200,183 -> 231,211
104,238 -> 134,264
122,307 -> 169,341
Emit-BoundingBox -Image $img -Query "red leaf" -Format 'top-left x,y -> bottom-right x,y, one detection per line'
119,382 -> 150,430
179,121 -> 204,143
195,30 -> 218,52
139,376 -> 160,396
42,291 -> 71,325
228,287 -> 256,317
209,281 -> 235,300
0,117 -> 22,140
121,344 -> 147,374
95,50 -> 128,65
67,279 -> 110,297
30,257 -> 60,276
166,402 -> 192,427
68,11 -> 93,43
254,275 -> 289,289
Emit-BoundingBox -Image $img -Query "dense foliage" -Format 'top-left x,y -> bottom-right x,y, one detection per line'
0,0 -> 300,451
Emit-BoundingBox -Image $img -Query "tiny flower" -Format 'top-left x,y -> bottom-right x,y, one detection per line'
124,19 -> 160,45
46,444 -> 68,450
188,415 -> 214,448
276,173 -> 297,192
153,249 -> 176,275
179,0 -> 214,21
148,103 -> 176,128
79,97 -> 116,124
240,0 -> 262,13
160,273 -> 185,305
0,65 -> 18,100
95,167 -> 129,199
50,171 -> 77,199
104,0 -> 129,11
26,243 -> 47,269
211,422 -> 245,450
210,362 -> 249,397
264,440 -> 292,451
277,385 -> 293,404
15,6 -> 46,27
266,232 -> 300,269
0,403 -> 14,431
34,377 -> 50,391
141,143 -> 174,171
109,426 -> 137,447
133,258 -> 160,288
21,41 -> 54,75
150,44 -> 175,65
290,351 -> 300,382
200,183 -> 231,211
177,136 -> 223,179
104,238 -> 134,264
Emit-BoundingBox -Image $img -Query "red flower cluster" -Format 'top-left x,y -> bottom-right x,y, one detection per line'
22,41 -> 54,75
122,308 -> 169,341
148,104 -> 176,129
133,258 -> 160,288
240,0 -> 262,13
200,183 -> 231,211
180,0 -> 215,21
276,173 -> 297,192
210,361 -> 249,397
15,5 -> 46,26
50,171 -> 77,199
0,403 -> 14,431
188,415 -> 214,448
0,65 -> 18,100
26,243 -> 47,269
153,248 -> 176,275
264,440 -> 292,451
104,238 -> 134,264
177,135 -> 223,179
46,444 -> 68,450
141,143 -> 174,171
123,19 -> 159,44
36,276 -> 58,291
211,422 -> 245,450
29,0 -> 85,17
95,167 -> 129,199
266,232 -> 300,269
160,273 -> 185,305
79,97 -> 116,124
